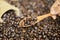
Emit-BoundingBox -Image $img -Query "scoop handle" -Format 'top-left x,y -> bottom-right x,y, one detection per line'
35,13 -> 51,23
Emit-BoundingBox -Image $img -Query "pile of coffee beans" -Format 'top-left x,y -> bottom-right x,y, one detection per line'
0,0 -> 60,40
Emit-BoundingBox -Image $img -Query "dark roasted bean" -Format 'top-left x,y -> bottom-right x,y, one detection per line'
1,0 -> 60,40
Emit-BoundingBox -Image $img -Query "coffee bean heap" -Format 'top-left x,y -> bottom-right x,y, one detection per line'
0,0 -> 60,40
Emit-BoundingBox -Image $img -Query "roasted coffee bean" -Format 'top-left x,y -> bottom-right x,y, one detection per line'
0,0 -> 60,40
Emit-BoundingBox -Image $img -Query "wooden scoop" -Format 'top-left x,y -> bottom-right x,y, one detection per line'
19,13 -> 52,27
